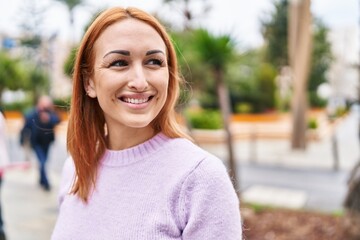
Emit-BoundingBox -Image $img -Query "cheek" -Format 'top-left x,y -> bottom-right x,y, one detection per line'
157,76 -> 169,101
94,72 -> 121,94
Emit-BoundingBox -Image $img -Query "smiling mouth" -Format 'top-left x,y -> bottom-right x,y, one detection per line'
120,96 -> 154,104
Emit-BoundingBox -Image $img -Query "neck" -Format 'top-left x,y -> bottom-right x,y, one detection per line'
106,126 -> 156,150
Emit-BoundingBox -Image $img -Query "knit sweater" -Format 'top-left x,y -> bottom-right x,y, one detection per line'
51,133 -> 242,240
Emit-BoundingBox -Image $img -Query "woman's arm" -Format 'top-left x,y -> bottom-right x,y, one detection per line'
179,157 -> 242,240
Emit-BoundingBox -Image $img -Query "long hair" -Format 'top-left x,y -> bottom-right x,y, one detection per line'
67,7 -> 189,202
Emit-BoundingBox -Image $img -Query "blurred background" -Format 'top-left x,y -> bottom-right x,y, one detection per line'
0,0 -> 360,239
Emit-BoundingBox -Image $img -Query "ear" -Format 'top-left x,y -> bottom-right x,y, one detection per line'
85,78 -> 97,98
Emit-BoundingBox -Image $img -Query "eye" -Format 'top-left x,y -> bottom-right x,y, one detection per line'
147,58 -> 164,66
109,59 -> 128,67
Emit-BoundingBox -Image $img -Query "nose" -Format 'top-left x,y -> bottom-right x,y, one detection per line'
127,64 -> 148,91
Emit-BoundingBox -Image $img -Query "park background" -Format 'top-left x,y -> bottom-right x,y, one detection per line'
1,0 -> 360,239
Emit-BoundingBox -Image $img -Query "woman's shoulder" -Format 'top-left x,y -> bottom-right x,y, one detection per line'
164,135 -> 209,156
160,134 -> 227,173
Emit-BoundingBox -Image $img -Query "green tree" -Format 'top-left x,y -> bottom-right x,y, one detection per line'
27,66 -> 50,102
0,52 -> 27,105
261,0 -> 333,108
261,0 -> 289,69
193,29 -> 239,193
255,63 -> 277,111
64,47 -> 77,78
225,47 -> 278,113
308,19 -> 333,107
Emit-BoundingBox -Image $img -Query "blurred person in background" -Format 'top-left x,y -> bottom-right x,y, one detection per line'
51,7 -> 241,240
20,95 -> 60,191
0,109 -> 9,240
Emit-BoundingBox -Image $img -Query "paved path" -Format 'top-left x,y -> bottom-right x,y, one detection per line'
3,123 -> 66,240
239,163 -> 349,212
2,106 -> 359,239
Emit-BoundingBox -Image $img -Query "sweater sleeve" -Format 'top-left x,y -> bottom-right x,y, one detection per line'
179,156 -> 242,240
58,157 -> 76,206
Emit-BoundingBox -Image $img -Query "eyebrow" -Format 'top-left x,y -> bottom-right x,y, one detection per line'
146,50 -> 165,56
103,49 -> 165,58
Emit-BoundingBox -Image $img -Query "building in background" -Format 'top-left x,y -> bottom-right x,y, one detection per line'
327,26 -> 359,103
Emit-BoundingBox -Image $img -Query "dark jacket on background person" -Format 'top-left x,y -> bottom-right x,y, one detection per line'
20,108 -> 60,147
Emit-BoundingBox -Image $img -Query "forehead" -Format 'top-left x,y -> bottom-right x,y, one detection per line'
94,18 -> 167,56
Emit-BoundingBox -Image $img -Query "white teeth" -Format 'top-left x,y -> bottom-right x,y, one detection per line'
123,97 -> 149,104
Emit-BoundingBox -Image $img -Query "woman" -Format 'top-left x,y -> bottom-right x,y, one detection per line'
52,7 -> 241,239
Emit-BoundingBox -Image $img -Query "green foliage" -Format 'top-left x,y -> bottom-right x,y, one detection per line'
170,29 -> 222,109
307,117 -> 318,129
331,210 -> 344,217
186,109 -> 223,129
261,0 -> 333,108
2,98 -> 33,113
255,63 -> 277,110
261,0 -> 289,68
247,203 -> 274,214
181,29 -> 237,114
229,51 -> 278,113
64,46 -> 77,78
335,106 -> 348,117
308,18 -> 334,107
20,35 -> 42,49
192,29 -> 236,71
235,103 -> 253,113
0,51 -> 28,92
53,97 -> 71,112
309,92 -> 327,108
26,66 -> 50,101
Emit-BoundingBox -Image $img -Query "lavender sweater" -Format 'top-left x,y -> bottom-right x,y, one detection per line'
52,133 -> 242,239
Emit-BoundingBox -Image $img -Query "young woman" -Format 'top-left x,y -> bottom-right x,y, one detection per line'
52,7 -> 242,239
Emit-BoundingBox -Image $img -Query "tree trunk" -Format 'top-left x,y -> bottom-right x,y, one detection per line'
213,68 -> 239,196
288,0 -> 312,149
344,160 -> 360,237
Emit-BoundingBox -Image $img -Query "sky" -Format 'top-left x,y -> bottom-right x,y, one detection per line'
0,0 -> 358,50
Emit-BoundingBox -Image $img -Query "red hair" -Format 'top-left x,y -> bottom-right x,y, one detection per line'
67,7 -> 189,202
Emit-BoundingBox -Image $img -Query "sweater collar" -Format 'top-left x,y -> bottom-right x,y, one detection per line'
100,133 -> 169,167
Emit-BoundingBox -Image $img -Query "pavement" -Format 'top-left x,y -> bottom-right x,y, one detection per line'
2,105 -> 360,239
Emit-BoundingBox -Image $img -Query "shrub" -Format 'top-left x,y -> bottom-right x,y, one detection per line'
307,117 -> 318,129
3,99 -> 33,113
235,103 -> 253,113
187,109 -> 223,129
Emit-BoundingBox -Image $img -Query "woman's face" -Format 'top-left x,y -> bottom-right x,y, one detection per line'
87,18 -> 169,135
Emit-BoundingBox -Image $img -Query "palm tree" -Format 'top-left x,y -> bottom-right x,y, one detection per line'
193,29 -> 239,195
163,0 -> 211,30
288,0 -> 312,149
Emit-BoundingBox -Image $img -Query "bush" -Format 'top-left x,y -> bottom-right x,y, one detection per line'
235,103 -> 253,113
53,97 -> 71,112
187,109 -> 223,129
3,99 -> 33,113
307,117 -> 318,129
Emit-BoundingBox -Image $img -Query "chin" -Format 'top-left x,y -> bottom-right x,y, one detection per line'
126,120 -> 153,129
